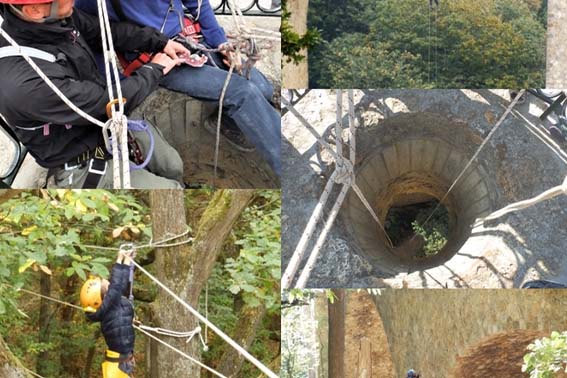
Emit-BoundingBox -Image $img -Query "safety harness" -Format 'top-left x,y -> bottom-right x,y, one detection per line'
0,43 -> 155,188
111,0 -> 206,76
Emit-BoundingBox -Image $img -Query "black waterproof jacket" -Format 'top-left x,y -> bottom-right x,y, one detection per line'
0,8 -> 169,168
86,263 -> 135,354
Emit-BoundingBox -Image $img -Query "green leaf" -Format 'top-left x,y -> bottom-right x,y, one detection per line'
18,259 -> 36,273
90,263 -> 110,278
228,284 -> 240,294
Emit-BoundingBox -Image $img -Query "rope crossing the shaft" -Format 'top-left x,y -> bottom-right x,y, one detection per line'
474,175 -> 567,226
415,89 -> 527,233
282,90 -> 391,289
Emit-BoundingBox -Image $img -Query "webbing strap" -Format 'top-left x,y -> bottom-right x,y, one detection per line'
0,46 -> 56,62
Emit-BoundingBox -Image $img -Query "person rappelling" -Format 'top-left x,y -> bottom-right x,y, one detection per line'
80,247 -> 137,378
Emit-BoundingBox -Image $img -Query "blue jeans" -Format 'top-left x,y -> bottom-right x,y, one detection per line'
160,55 -> 281,178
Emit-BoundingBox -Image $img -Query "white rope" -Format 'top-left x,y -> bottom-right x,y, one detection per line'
351,182 -> 393,248
14,277 -> 231,378
213,61 -> 236,187
136,324 -> 208,350
281,170 -> 339,288
474,175 -> 567,225
416,89 -> 526,231
281,96 -> 342,162
129,260 -> 278,378
336,90 -> 344,170
14,286 -> 83,310
22,366 -> 47,378
205,283 -> 209,344
96,0 -> 130,189
0,26 -> 105,127
282,90 -> 393,287
347,90 -> 356,165
134,325 -> 227,378
295,183 -> 352,288
81,226 -> 193,252
249,27 -> 281,37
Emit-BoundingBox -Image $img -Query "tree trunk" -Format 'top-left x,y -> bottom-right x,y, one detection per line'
83,330 -> 101,378
36,272 -> 51,375
328,289 -> 345,378
217,302 -> 267,376
58,275 -> 79,376
0,334 -> 33,378
282,0 -> 310,88
148,189 -> 253,377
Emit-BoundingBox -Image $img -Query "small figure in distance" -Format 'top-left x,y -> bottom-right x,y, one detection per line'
407,369 -> 421,378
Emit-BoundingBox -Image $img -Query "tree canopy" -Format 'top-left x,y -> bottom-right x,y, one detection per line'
308,0 -> 547,88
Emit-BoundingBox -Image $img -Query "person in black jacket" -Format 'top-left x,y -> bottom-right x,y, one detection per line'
0,0 -> 191,188
80,249 -> 136,378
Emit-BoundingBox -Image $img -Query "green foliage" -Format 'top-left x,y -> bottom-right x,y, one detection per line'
0,190 -> 150,376
224,191 -> 281,312
523,331 -> 567,378
0,190 -> 149,314
200,191 -> 281,377
308,0 -> 546,88
412,219 -> 448,257
282,0 -> 322,64
0,190 -> 280,377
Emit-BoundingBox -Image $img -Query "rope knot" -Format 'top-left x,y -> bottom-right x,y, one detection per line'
333,159 -> 354,186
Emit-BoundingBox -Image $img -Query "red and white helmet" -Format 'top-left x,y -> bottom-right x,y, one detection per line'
0,0 -> 61,23
0,0 -> 56,4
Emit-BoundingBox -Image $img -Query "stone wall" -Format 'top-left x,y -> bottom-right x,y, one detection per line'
546,0 -> 567,88
369,289 -> 567,378
282,89 -> 567,288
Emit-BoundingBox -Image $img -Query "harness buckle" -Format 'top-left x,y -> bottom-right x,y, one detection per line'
88,159 -> 107,175
64,162 -> 80,171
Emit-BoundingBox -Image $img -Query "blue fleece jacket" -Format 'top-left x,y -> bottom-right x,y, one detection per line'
75,0 -> 227,48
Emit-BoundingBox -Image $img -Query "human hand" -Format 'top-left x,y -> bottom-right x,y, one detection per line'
163,40 -> 190,60
118,247 -> 135,265
151,53 -> 185,75
218,42 -> 242,71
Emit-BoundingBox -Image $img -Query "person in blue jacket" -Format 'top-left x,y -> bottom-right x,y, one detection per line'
75,0 -> 281,178
80,249 -> 136,377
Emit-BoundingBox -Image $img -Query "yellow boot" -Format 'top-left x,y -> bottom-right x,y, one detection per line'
102,350 -> 130,378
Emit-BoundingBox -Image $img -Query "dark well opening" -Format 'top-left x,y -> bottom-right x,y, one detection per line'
384,199 -> 449,259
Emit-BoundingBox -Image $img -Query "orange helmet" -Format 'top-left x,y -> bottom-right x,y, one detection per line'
80,277 -> 103,313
